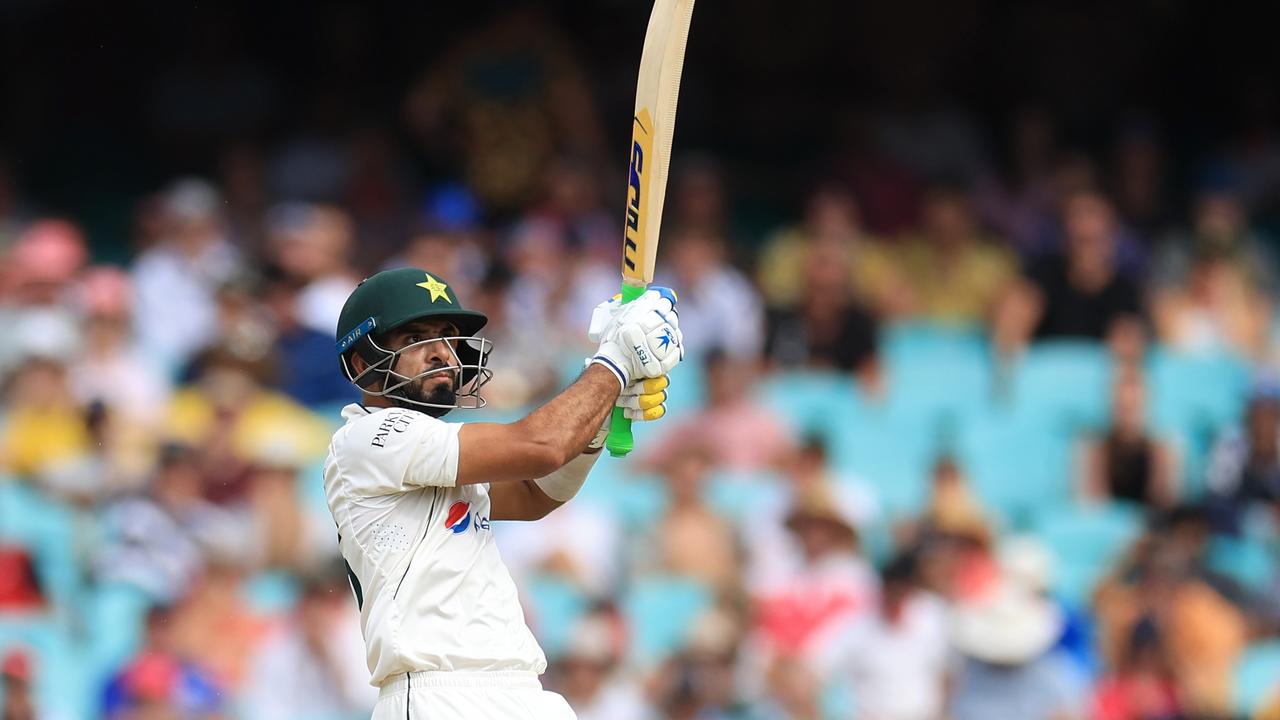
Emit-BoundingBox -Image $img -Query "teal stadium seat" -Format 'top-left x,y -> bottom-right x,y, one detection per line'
524,575 -> 590,661
1234,641 -> 1280,716
824,408 -> 938,518
1009,341 -> 1113,434
0,616 -> 88,719
1034,503 -> 1143,607
1207,535 -> 1275,594
955,409 -> 1074,528
754,371 -> 862,440
621,576 -> 713,665
0,479 -> 80,610
881,322 -> 993,428
1146,348 -> 1250,497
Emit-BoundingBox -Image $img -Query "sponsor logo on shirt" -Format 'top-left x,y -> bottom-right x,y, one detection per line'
371,409 -> 415,448
444,501 -> 491,535
445,502 -> 472,533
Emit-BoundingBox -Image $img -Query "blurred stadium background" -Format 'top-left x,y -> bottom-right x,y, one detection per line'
3,1 -> 1280,718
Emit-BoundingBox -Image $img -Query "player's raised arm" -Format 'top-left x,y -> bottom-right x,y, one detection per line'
333,267 -> 684,489
456,288 -> 683,485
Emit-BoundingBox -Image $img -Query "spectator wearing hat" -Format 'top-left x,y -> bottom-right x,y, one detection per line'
948,581 -> 1081,720
0,219 -> 88,374
751,481 -> 878,672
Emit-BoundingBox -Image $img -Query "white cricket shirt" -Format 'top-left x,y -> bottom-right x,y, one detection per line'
323,404 -> 547,687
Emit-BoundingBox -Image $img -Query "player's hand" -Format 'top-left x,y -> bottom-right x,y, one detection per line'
589,289 -> 683,388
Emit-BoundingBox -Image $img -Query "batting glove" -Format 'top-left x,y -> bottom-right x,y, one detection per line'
587,286 -> 679,343
588,375 -> 671,449
589,290 -> 683,388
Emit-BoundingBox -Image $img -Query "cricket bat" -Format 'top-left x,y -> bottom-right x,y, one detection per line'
606,0 -> 696,458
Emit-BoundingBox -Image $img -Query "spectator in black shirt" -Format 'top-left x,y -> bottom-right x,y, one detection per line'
995,190 -> 1145,357
764,238 -> 879,383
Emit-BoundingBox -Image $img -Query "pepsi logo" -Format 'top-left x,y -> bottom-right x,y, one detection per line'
445,501 -> 471,534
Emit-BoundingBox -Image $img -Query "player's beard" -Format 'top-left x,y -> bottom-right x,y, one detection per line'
398,366 -> 459,417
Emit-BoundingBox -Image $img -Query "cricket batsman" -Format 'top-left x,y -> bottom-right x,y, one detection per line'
324,266 -> 684,719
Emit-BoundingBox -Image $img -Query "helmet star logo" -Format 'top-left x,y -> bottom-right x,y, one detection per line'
416,274 -> 451,303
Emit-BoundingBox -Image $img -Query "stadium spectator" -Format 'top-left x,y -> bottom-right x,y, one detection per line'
996,189 -> 1144,353
0,356 -> 93,488
94,443 -> 244,603
130,178 -> 242,374
975,107 -> 1060,260
1090,618 -> 1183,720
550,612 -> 651,720
644,349 -> 795,472
641,443 -> 740,592
71,266 -> 170,425
763,231 -> 880,380
242,570 -> 376,720
265,203 -> 361,336
751,481 -> 878,670
817,553 -> 950,720
948,581 -> 1082,720
1152,179 -> 1275,358
911,456 -> 999,602
1109,119 -> 1174,241
0,649 -> 35,720
167,559 -> 273,692
756,184 -> 879,308
1079,368 -> 1179,509
656,227 -> 765,362
1094,509 -> 1248,717
0,220 -> 86,375
1206,381 -> 1280,534
101,605 -> 225,720
869,181 -> 1016,327
261,267 -> 358,408
650,608 -> 749,720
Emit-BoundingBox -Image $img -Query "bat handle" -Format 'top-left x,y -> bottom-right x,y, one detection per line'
606,282 -> 648,457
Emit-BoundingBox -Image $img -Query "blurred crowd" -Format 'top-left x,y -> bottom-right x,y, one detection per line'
4,12 -> 1280,720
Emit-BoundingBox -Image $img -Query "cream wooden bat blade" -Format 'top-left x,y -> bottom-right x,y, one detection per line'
608,0 -> 696,457
621,0 -> 695,287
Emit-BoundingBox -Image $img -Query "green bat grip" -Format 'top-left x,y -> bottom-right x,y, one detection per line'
606,283 -> 648,457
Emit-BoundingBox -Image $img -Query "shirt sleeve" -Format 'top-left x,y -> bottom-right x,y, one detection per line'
334,408 -> 462,495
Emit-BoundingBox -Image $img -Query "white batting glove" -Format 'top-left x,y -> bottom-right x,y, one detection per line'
587,286 -> 679,343
589,290 -> 683,388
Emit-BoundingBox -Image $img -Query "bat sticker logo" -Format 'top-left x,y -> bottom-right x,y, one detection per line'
624,140 -> 645,272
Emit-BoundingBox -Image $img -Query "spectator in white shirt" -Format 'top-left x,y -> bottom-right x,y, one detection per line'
131,178 -> 242,374
242,571 -> 378,720
819,554 -> 950,720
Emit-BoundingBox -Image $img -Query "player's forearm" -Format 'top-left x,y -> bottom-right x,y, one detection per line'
514,364 -> 619,467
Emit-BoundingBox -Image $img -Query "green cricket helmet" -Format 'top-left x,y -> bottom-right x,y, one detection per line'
336,267 -> 493,415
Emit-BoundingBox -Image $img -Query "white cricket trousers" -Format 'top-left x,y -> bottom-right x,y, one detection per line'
372,670 -> 577,720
